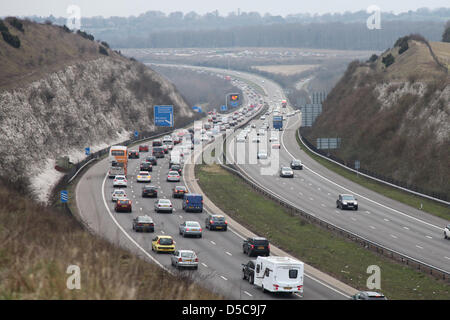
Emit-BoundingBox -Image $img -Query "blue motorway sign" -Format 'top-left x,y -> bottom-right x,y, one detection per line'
134,130 -> 139,138
230,101 -> 238,108
154,105 -> 174,127
60,190 -> 68,203
221,105 -> 227,111
85,147 -> 90,156
193,106 -> 202,113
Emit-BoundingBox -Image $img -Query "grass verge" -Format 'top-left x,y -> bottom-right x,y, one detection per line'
295,131 -> 450,221
196,164 -> 449,300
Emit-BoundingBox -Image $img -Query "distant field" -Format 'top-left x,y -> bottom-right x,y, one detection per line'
253,64 -> 318,75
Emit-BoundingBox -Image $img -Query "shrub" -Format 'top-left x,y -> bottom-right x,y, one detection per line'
368,54 -> 378,63
395,36 -> 409,54
99,45 -> 109,56
1,31 -> 20,48
382,53 -> 395,68
443,21 -> 450,43
76,30 -> 94,41
44,20 -> 53,25
8,17 -> 24,32
0,19 -> 9,32
100,41 -> 110,48
61,25 -> 72,33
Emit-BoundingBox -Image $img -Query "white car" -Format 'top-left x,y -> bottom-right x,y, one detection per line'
269,136 -> 278,142
236,136 -> 246,143
111,189 -> 127,202
167,171 -> 181,182
260,116 -> 266,120
155,199 -> 173,213
113,175 -> 127,187
445,224 -> 450,239
137,171 -> 151,183
257,151 -> 268,159
258,129 -> 265,136
280,167 -> 294,178
252,137 -> 261,143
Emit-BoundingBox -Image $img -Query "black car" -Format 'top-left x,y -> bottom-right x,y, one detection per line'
170,164 -> 182,175
290,159 -> 303,170
205,214 -> 228,231
243,237 -> 270,257
140,162 -> 153,172
172,186 -> 187,198
152,139 -> 163,147
142,185 -> 158,198
152,147 -> 165,158
336,194 -> 358,211
241,260 -> 256,284
146,156 -> 157,166
128,150 -> 139,159
132,215 -> 155,232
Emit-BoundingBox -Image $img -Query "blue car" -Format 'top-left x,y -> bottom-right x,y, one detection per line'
182,194 -> 203,213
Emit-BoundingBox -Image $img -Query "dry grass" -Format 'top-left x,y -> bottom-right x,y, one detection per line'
0,184 -> 222,299
0,19 -> 117,91
252,64 -> 318,76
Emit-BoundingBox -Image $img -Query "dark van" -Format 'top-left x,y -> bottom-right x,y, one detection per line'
152,147 -> 165,158
182,193 -> 203,213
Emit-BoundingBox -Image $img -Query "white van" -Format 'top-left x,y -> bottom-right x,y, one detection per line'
253,256 -> 304,294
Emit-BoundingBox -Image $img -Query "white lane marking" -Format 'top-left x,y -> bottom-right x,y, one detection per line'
416,245 -> 423,249
161,230 -> 165,234
445,257 -> 450,260
298,192 -> 303,196
140,207 -> 143,211
321,204 -> 326,207
309,197 -> 314,201
201,263 -> 208,268
335,210 -> 340,214
403,226 -> 410,230
101,173 -> 168,271
365,211 -> 370,214
179,215 -> 183,219
244,291 -> 252,297
426,236 -> 432,239
390,234 -> 398,239
383,218 -> 390,222
369,226 -> 376,230
351,217 -> 357,221
226,251 -> 232,256
210,240 -> 216,245
220,276 -> 228,281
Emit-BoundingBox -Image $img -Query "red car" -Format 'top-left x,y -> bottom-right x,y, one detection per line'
115,199 -> 132,213
139,145 -> 149,152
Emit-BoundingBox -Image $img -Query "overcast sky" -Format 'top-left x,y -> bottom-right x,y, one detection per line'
1,0 -> 449,18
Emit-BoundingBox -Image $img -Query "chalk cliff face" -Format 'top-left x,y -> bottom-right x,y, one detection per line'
305,39 -> 450,197
0,19 -> 195,202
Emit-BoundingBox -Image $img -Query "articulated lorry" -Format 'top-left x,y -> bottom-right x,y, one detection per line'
273,115 -> 283,130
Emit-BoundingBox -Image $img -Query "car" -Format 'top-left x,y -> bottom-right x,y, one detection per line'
351,291 -> 387,300
179,221 -> 203,238
128,150 -> 139,159
170,164 -> 182,176
290,159 -> 303,170
280,167 -> 294,178
136,171 -> 151,183
171,250 -> 199,269
257,129 -> 265,136
111,189 -> 127,202
115,199 -> 132,213
132,215 -> 154,232
269,136 -> 278,142
205,214 -> 227,231
236,136 -> 246,143
257,151 -> 268,159
142,185 -> 158,198
172,186 -> 188,198
182,194 -> 203,213
271,143 -> 281,149
167,171 -> 181,182
139,145 -> 149,152
444,224 -> 450,239
113,175 -> 127,187
151,235 -> 175,253
162,144 -> 169,154
260,116 -> 266,120
241,260 -> 256,284
154,199 -> 173,213
152,139 -> 163,147
252,137 -> 260,143
152,147 -> 165,158
139,161 -> 153,172
145,156 -> 157,166
336,194 -> 358,210
243,237 -> 270,257
251,123 -> 256,128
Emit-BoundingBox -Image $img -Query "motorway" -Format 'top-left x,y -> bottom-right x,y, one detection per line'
221,70 -> 450,275
75,76 -> 350,299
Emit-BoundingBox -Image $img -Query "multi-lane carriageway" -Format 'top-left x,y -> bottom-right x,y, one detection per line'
222,69 -> 450,276
76,78 -> 352,300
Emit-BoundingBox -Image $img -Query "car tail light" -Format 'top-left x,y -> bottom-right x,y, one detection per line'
297,285 -> 303,290
178,258 -> 182,262
157,239 -> 160,244
186,228 -> 190,231
170,204 -> 172,207
250,244 -> 254,249
138,223 -> 142,226
186,200 -> 189,204
210,220 -> 213,224
267,244 -> 270,249
273,284 -> 279,290
201,200 -> 204,204
225,221 -> 228,224
194,257 -> 199,262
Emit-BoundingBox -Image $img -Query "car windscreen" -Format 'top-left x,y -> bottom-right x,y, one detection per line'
159,238 -> 173,245
253,239 -> 268,245
186,222 -> 200,227
138,217 -> 152,223
159,200 -> 171,204
181,252 -> 195,258
212,216 -> 225,221
342,195 -> 355,200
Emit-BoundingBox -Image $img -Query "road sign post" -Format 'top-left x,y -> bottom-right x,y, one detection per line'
84,147 -> 90,156
154,105 -> 174,127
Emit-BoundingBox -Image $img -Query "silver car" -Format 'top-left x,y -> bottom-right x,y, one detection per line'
171,250 -> 199,269
113,175 -> 127,187
111,189 -> 127,202
154,199 -> 173,213
167,171 -> 181,182
280,167 -> 294,178
179,221 -> 203,238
